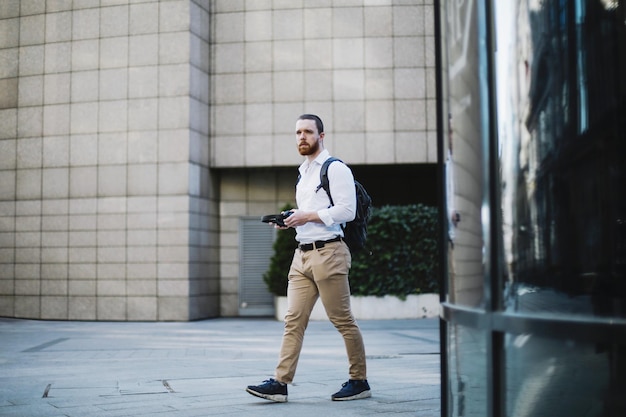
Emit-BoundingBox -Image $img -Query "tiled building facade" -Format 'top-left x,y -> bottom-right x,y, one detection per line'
0,0 -> 436,321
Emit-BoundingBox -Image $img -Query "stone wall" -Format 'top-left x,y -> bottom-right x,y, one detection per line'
0,0 -> 218,321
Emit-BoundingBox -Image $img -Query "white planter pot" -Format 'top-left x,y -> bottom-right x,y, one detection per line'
274,293 -> 439,321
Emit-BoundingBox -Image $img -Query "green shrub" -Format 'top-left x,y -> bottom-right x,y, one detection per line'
262,204 -> 439,298
263,203 -> 297,296
350,204 -> 439,298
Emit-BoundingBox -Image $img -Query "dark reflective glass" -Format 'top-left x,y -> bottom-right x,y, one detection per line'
495,0 -> 626,318
447,324 -> 488,417
506,334 -> 626,416
439,0 -> 626,416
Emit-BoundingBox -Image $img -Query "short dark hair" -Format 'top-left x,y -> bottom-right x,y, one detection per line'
298,114 -> 324,133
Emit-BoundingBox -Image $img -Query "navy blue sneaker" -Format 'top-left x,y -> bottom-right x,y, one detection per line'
246,378 -> 288,403
331,379 -> 371,401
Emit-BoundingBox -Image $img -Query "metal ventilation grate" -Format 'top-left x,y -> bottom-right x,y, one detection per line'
239,217 -> 276,316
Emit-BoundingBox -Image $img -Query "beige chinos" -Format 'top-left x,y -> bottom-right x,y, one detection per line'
274,240 -> 367,384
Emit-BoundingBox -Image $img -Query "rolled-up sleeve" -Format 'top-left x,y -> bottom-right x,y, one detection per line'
317,162 -> 356,226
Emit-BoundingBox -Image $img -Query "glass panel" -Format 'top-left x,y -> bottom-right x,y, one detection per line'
506,333 -> 626,416
495,0 -> 626,318
447,323 -> 488,417
441,0 -> 488,309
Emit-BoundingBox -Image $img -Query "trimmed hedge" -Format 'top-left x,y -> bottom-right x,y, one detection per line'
350,204 -> 439,298
263,204 -> 439,298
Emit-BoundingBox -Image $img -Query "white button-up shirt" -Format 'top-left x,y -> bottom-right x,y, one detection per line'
295,149 -> 356,244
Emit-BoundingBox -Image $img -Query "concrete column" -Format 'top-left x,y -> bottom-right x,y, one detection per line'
0,1 -> 218,321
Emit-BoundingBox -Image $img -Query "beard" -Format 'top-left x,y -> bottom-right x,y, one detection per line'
298,139 -> 320,156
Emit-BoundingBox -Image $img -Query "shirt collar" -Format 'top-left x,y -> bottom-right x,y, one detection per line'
299,149 -> 330,173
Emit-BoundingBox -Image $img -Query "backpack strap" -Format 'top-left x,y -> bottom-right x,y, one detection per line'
317,157 -> 341,206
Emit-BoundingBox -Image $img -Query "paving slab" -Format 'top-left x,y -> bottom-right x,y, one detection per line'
0,317 -> 441,416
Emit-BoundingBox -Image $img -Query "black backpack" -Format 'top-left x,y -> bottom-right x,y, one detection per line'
310,157 -> 372,253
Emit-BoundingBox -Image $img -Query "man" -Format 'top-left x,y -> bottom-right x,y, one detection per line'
246,114 -> 371,403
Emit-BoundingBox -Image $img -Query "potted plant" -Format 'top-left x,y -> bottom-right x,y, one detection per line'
263,204 -> 298,299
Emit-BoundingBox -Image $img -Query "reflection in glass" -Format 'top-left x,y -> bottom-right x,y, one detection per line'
495,0 -> 626,319
506,334 -> 625,417
447,324 -> 488,417
442,0 -> 487,309
439,0 -> 626,415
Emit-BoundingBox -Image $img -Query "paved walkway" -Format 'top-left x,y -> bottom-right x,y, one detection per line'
0,317 -> 441,416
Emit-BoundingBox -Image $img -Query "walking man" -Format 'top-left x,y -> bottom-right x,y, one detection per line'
246,114 -> 371,403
